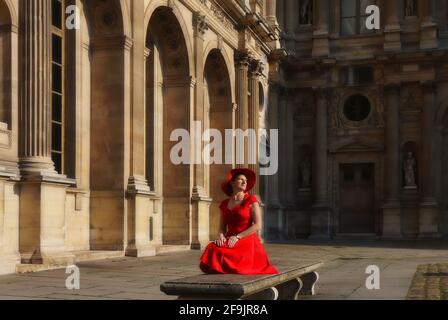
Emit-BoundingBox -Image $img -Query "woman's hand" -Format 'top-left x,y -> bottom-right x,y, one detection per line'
227,236 -> 240,248
215,234 -> 227,247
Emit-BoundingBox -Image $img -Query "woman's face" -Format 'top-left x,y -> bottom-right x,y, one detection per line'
232,174 -> 247,193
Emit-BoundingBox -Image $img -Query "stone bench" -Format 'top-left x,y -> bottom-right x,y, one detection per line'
160,262 -> 323,300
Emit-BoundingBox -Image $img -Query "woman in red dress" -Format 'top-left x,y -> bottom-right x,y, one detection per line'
200,168 -> 278,275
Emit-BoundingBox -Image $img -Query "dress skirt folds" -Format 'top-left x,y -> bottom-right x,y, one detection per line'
200,194 -> 278,275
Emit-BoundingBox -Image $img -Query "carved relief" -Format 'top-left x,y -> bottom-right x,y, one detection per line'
329,89 -> 384,130
294,93 -> 314,128
198,0 -> 236,32
193,12 -> 209,36
400,84 -> 422,124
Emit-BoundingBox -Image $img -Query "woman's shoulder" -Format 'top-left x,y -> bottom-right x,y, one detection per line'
219,198 -> 230,210
244,194 -> 259,206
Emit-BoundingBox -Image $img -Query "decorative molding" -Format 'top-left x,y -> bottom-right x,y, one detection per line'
198,0 -> 236,32
90,35 -> 133,51
329,88 -> 385,130
193,11 -> 209,36
234,51 -> 251,67
249,59 -> 264,77
0,123 -> 11,149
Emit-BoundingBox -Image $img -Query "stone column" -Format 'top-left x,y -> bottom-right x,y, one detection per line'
268,84 -> 280,205
278,92 -> 289,239
419,0 -> 438,49
235,51 -> 250,167
19,0 -> 57,178
382,84 -> 402,238
248,60 -> 262,195
266,0 -> 278,27
419,81 -> 440,238
125,0 -> 155,258
285,0 -> 297,34
312,0 -> 330,57
127,0 -> 150,195
191,12 -> 211,250
311,88 -> 330,238
384,1 -> 402,52
18,0 -> 76,265
276,0 -> 285,31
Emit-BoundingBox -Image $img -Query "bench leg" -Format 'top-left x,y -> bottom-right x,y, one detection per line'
243,287 -> 279,300
274,278 -> 303,300
298,271 -> 319,296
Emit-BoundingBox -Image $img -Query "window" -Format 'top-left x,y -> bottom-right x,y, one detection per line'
340,66 -> 374,85
299,0 -> 313,25
341,0 -> 376,36
51,0 -> 65,174
404,0 -> 417,18
343,95 -> 371,122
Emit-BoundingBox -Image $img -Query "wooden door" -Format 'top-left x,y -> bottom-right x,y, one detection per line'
339,163 -> 375,233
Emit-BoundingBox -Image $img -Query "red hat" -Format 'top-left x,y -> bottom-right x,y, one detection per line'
221,168 -> 256,196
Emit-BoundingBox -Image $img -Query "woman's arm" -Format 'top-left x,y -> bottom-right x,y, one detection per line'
227,201 -> 262,248
215,210 -> 227,247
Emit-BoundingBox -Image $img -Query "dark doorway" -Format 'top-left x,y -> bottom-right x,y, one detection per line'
339,163 -> 375,233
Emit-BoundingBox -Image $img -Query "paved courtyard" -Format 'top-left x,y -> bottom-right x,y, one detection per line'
1,240 -> 448,300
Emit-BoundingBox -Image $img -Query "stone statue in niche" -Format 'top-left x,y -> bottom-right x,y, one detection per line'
299,155 -> 312,190
403,152 -> 417,189
405,0 -> 416,17
299,0 -> 313,25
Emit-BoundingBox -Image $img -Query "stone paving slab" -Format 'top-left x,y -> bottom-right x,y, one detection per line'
0,240 -> 447,300
407,263 -> 448,300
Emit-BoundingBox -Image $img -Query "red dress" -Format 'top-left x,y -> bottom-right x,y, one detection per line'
199,194 -> 278,275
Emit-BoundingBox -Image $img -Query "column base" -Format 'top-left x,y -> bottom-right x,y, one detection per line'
191,187 -> 212,251
420,22 -> 438,50
419,199 -> 440,238
309,204 -> 331,239
0,252 -> 21,275
126,175 -> 151,195
20,251 -> 75,266
312,31 -> 329,57
384,24 -> 402,52
125,244 -> 157,258
382,201 -> 402,239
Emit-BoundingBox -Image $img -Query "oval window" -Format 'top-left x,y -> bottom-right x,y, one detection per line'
343,95 -> 371,122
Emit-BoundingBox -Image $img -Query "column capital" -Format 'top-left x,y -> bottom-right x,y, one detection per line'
144,47 -> 151,59
249,59 -> 264,77
193,11 -> 209,37
234,51 -> 252,68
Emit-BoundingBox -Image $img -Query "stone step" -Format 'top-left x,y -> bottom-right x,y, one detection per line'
334,233 -> 380,240
156,245 -> 192,255
16,251 -> 124,274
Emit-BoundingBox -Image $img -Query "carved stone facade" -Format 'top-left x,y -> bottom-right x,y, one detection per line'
268,0 -> 448,241
0,0 -> 283,274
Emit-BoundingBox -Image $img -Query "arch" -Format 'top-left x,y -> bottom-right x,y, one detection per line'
81,0 -> 130,250
118,0 -> 131,38
0,0 -> 14,127
81,0 -> 128,38
204,49 -> 233,240
203,40 -> 235,103
144,1 -> 194,77
145,5 -> 193,245
0,0 -> 17,27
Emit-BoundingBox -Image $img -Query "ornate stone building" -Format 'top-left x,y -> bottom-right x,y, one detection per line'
0,0 -> 283,274
266,0 -> 448,240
